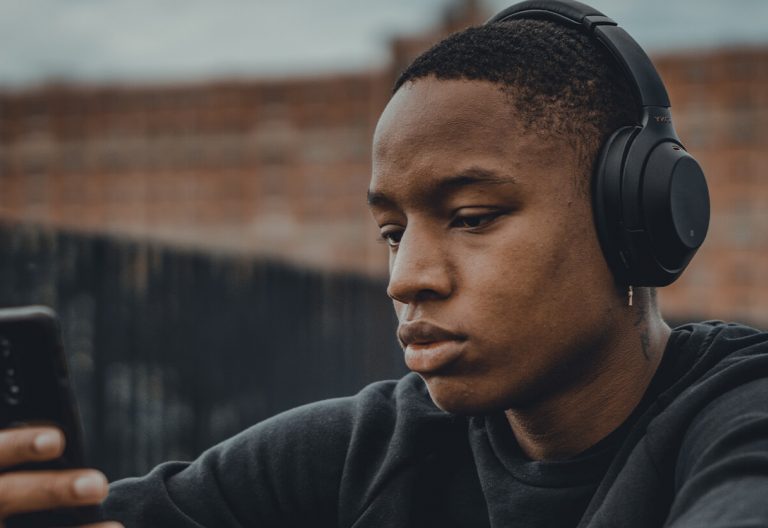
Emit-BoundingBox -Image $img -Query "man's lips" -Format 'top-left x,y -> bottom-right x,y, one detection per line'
397,321 -> 466,373
397,321 -> 464,347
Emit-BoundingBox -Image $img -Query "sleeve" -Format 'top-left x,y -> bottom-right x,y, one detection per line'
102,396 -> 357,528
665,377 -> 768,527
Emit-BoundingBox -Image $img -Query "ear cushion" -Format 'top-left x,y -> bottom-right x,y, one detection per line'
592,125 -> 639,283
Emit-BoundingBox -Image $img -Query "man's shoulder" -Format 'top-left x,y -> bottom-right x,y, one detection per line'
673,320 -> 768,355
577,322 -> 768,526
641,321 -> 768,526
229,372 -> 451,451
666,320 -> 768,394
644,320 -> 768,441
272,371 -> 439,421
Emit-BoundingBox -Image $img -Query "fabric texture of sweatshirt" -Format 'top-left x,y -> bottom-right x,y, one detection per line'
104,322 -> 768,527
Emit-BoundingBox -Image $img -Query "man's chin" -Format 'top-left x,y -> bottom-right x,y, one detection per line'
422,376 -> 510,416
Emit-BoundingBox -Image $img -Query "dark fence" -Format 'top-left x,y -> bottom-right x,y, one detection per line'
0,223 -> 405,480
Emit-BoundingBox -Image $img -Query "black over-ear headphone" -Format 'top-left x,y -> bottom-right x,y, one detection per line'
487,0 -> 710,286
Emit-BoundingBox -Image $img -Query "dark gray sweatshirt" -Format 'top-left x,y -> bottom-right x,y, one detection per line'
105,322 -> 768,527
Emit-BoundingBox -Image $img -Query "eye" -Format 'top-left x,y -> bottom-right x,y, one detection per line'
450,211 -> 502,229
378,226 -> 404,248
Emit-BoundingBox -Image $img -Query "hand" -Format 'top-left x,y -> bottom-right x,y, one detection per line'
0,426 -> 122,527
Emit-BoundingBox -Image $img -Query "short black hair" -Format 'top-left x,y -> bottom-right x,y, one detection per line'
394,19 -> 639,189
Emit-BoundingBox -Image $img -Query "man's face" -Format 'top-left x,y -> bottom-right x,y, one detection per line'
368,78 -> 626,414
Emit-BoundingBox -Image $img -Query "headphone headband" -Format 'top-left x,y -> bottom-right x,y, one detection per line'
487,0 -> 670,108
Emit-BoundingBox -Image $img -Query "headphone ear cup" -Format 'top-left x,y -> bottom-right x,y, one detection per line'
592,126 -> 639,284
641,142 -> 710,276
593,129 -> 711,286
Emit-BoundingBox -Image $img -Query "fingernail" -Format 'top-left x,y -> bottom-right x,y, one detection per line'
73,472 -> 107,498
33,431 -> 61,453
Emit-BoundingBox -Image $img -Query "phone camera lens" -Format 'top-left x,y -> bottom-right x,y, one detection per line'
3,371 -> 21,404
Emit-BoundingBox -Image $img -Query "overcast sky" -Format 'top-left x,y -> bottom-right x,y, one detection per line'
0,0 -> 766,88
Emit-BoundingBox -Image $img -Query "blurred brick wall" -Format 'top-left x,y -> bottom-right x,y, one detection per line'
0,1 -> 765,325
655,48 -> 768,325
0,72 -> 390,275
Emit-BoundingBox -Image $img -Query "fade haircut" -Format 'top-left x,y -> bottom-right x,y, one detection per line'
393,19 -> 639,193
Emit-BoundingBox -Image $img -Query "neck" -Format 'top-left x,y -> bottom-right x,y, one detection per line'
505,298 -> 671,461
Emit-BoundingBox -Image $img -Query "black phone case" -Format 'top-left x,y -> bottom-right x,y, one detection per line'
0,306 -> 103,527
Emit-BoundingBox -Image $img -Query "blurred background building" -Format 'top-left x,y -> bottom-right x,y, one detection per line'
0,0 -> 766,478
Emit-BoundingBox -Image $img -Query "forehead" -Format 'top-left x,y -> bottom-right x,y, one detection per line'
373,78 -> 515,162
370,78 -> 568,202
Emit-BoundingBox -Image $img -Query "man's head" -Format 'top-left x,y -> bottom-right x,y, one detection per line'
395,19 -> 638,195
367,20 -> 648,414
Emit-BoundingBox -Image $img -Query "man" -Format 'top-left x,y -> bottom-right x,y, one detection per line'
1,2 -> 767,526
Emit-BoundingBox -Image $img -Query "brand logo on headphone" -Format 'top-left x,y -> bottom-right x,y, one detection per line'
653,116 -> 672,124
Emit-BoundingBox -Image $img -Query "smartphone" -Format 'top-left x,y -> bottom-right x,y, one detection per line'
0,305 -> 103,527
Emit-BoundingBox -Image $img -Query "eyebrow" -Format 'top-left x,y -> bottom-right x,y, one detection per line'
366,166 -> 517,207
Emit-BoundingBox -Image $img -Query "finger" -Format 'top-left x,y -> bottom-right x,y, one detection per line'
0,426 -> 64,468
0,469 -> 107,518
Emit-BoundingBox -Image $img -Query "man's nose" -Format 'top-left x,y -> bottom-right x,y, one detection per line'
386,226 -> 452,305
